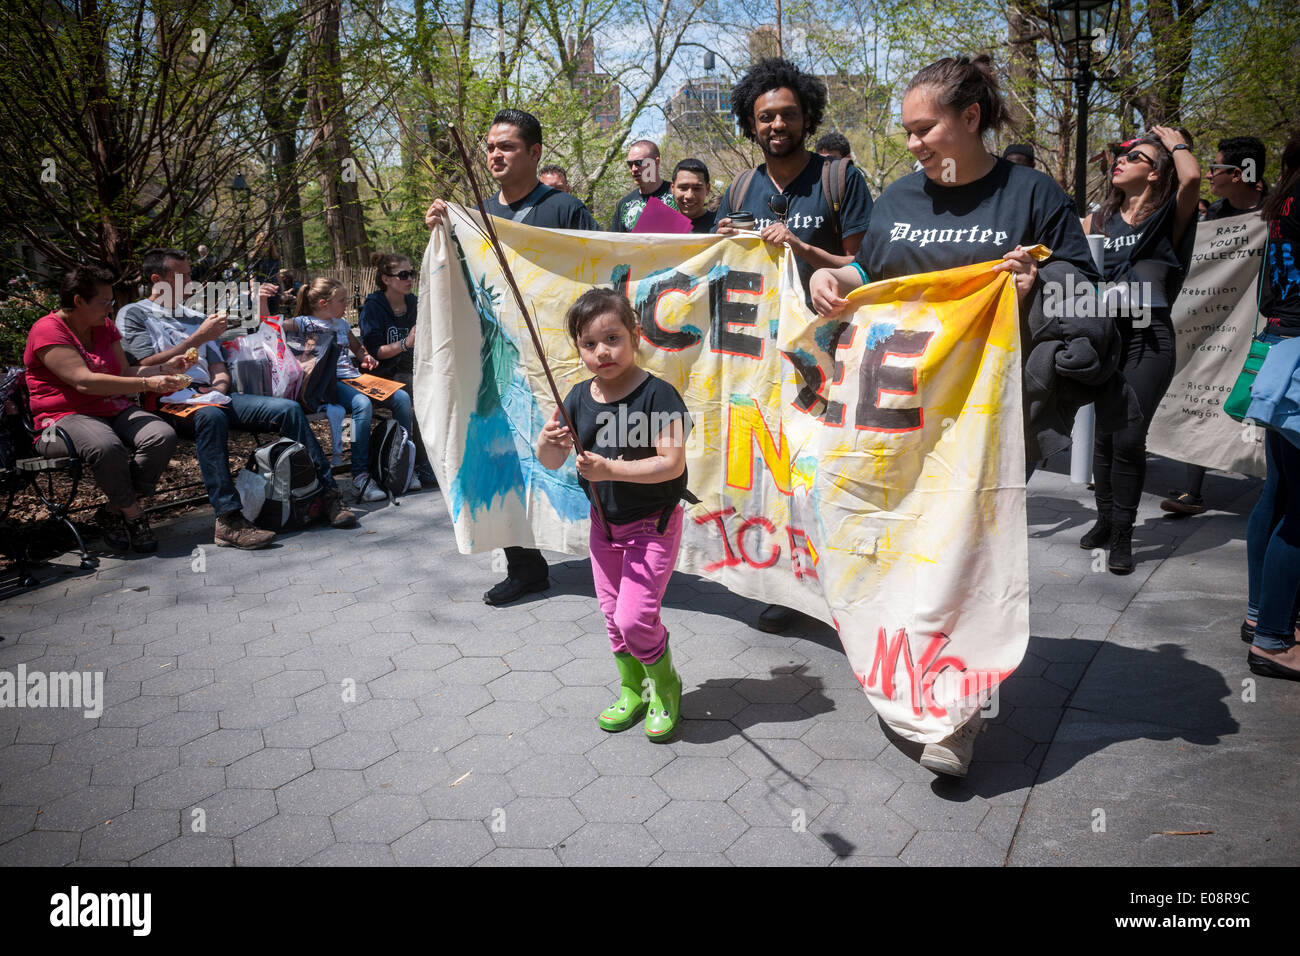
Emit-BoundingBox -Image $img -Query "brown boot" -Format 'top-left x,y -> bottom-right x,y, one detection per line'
322,488 -> 358,529
215,511 -> 276,550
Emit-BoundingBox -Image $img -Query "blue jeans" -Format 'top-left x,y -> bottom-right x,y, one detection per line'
1247,427 -> 1300,650
162,393 -> 336,517
337,378 -> 413,477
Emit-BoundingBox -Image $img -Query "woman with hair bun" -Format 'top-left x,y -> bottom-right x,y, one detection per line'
359,251 -> 438,488
809,54 -> 1104,778
1078,128 -> 1200,574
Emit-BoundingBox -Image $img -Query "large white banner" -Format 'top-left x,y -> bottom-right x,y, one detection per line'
414,207 -> 1029,742
1148,211 -> 1269,476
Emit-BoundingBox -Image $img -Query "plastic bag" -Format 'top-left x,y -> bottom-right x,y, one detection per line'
250,320 -> 304,400
234,467 -> 268,522
220,320 -> 304,399
220,334 -> 272,395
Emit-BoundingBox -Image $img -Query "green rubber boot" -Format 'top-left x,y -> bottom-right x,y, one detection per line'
642,642 -> 683,743
597,652 -> 648,732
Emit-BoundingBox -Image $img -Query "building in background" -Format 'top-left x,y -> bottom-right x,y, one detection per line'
571,35 -> 620,131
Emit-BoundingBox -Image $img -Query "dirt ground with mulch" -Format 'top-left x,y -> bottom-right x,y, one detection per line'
2,419 -> 345,568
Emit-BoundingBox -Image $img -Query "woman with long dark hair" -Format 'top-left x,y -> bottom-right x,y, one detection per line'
1079,128 -> 1201,573
1245,127 -> 1300,681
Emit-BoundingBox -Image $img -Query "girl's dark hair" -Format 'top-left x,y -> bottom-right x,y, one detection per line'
371,251 -> 410,292
1261,127 -> 1300,224
59,265 -> 116,309
1095,135 -> 1178,233
905,54 -> 1011,137
566,288 -> 638,342
730,58 -> 827,142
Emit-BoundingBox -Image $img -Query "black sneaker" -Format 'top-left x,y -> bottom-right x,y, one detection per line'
483,576 -> 548,606
1160,492 -> 1205,516
1241,620 -> 1255,644
94,506 -> 130,552
757,604 -> 796,633
124,514 -> 158,554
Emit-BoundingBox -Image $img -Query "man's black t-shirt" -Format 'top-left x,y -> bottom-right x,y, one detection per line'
715,151 -> 873,297
1261,180 -> 1300,332
482,182 -> 598,231
1205,195 -> 1263,221
561,372 -> 691,524
690,208 -> 717,234
611,181 -> 680,232
853,158 -> 1098,282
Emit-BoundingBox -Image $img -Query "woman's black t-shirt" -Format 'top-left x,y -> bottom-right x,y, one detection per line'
853,158 -> 1099,282
561,372 -> 691,524
1092,196 -> 1191,317
1261,180 -> 1300,334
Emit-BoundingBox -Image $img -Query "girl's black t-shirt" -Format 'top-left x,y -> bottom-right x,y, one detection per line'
561,372 -> 691,524
1093,196 -> 1191,314
853,158 -> 1099,282
1261,180 -> 1300,333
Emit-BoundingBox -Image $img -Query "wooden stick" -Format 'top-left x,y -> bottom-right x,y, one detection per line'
445,124 -> 613,540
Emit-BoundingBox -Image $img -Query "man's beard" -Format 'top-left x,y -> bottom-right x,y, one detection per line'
760,130 -> 805,159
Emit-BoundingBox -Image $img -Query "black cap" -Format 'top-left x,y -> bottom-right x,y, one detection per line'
1002,143 -> 1035,164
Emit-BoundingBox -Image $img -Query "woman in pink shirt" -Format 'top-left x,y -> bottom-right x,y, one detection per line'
24,265 -> 192,552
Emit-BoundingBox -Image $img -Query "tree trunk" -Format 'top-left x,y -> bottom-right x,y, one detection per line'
306,0 -> 370,268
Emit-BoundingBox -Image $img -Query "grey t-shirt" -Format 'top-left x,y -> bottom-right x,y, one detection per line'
115,298 -> 222,384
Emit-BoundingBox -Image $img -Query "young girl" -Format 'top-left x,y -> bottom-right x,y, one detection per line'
536,288 -> 691,742
1080,128 -> 1200,573
287,277 -> 416,502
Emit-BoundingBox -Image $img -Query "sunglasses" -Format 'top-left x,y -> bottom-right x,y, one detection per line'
767,194 -> 790,221
387,270 -> 416,280
626,159 -> 650,169
1118,150 -> 1156,167
1208,164 -> 1240,175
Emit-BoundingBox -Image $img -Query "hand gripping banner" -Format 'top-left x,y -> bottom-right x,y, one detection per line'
415,206 -> 1029,742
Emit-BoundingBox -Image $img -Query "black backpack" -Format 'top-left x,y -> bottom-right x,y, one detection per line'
247,438 -> 325,529
1,367 -> 32,490
368,419 -> 415,504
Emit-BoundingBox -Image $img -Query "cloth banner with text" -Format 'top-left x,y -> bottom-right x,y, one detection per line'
1147,211 -> 1269,477
414,205 -> 1029,742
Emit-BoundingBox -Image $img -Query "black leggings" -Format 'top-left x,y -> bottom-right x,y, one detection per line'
1093,316 -> 1176,527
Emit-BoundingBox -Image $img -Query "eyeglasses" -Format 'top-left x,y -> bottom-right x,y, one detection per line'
1117,150 -> 1156,167
767,194 -> 790,222
387,270 -> 416,280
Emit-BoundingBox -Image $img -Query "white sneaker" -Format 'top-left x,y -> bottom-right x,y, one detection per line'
353,474 -> 387,502
919,712 -> 983,778
405,473 -> 422,492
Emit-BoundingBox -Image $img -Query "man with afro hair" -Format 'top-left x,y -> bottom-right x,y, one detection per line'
716,58 -> 875,633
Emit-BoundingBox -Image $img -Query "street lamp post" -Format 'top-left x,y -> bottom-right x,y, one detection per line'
1047,0 -> 1118,215
230,173 -> 251,318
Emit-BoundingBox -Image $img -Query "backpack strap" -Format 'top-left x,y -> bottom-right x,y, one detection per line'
821,157 -> 850,250
271,442 -> 295,527
726,169 -> 758,221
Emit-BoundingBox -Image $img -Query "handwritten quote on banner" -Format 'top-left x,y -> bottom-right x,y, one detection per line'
414,207 -> 1028,742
